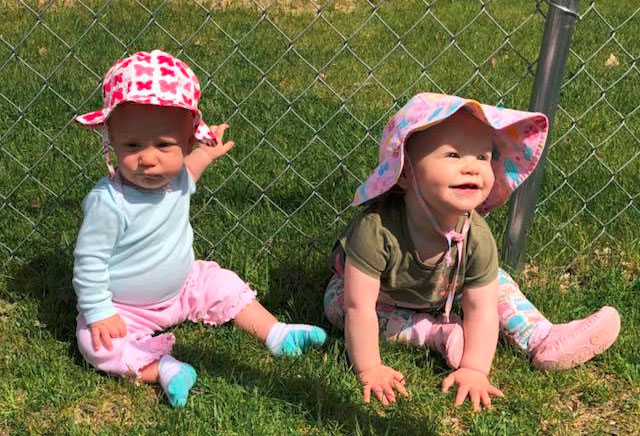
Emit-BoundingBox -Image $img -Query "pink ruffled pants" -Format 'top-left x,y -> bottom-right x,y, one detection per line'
76,260 -> 256,379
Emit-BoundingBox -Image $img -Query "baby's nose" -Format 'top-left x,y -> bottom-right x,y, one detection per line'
462,161 -> 480,174
138,149 -> 158,166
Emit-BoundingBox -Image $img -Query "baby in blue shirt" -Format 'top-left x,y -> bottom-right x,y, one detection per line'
73,50 -> 326,407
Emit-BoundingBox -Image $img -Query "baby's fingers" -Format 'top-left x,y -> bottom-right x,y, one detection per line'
392,369 -> 405,380
90,327 -> 102,351
394,379 -> 410,398
371,387 -> 389,405
100,328 -> 113,351
107,323 -> 122,339
441,374 -> 455,393
488,385 -> 504,397
206,123 -> 234,158
118,321 -> 127,337
363,386 -> 371,403
454,385 -> 470,406
211,124 -> 229,142
216,140 -> 235,156
469,389 -> 481,412
480,391 -> 492,410
383,385 -> 396,404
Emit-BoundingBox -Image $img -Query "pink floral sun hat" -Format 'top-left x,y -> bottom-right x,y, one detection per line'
75,49 -> 217,176
353,92 -> 549,214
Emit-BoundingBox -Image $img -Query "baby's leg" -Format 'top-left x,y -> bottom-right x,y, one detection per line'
497,268 -> 620,370
76,306 -> 196,408
496,269 -> 550,351
234,300 -> 327,356
181,260 -> 326,357
323,273 -> 464,368
76,313 -> 175,379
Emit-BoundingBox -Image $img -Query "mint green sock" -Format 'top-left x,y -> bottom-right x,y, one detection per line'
265,322 -> 327,356
158,355 -> 197,408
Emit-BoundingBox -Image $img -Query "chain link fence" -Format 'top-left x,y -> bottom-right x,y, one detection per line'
1,0 -> 638,285
531,1 -> 640,265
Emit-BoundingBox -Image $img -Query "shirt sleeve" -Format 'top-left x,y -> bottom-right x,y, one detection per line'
343,211 -> 390,278
182,165 -> 196,195
72,187 -> 123,324
464,215 -> 499,289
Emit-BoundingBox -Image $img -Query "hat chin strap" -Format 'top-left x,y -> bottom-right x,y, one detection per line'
102,129 -> 116,178
404,157 -> 471,322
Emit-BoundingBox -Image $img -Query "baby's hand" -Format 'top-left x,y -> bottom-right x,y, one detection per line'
358,364 -> 409,405
89,314 -> 127,352
202,124 -> 234,160
441,367 -> 504,412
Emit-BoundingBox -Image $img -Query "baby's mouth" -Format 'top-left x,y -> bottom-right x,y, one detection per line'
451,183 -> 480,190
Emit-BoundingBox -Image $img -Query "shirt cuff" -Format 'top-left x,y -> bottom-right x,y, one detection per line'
81,305 -> 118,325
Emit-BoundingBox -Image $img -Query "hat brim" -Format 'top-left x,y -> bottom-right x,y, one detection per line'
74,104 -> 217,147
74,108 -> 110,129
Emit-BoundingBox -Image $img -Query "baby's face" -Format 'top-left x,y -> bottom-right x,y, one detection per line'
403,111 -> 495,217
108,103 -> 194,189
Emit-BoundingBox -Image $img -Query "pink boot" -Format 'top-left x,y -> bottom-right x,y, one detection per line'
420,314 -> 464,369
530,306 -> 620,370
381,308 -> 464,369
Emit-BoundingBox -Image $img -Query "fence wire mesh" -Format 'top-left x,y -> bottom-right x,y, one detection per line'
1,0 -> 638,281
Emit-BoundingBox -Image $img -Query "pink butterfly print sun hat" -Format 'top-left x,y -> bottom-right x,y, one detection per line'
353,92 -> 549,214
75,49 -> 217,176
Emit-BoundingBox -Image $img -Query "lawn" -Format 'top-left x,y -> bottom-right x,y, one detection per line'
1,1 -> 639,435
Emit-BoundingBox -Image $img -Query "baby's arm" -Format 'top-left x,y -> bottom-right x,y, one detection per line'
344,257 -> 409,405
73,190 -> 126,351
460,277 -> 499,373
184,124 -> 235,182
442,277 -> 503,411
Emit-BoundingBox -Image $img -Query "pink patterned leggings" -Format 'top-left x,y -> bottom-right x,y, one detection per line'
323,268 -> 547,351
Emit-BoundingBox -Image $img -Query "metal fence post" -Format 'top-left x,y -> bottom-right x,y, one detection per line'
501,0 -> 580,272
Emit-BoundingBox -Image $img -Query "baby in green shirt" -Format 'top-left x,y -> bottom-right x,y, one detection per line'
325,93 -> 620,411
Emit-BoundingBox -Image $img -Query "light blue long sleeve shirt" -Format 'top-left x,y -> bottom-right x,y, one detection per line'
72,166 -> 195,324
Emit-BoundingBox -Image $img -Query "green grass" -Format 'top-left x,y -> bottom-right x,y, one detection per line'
1,1 -> 639,435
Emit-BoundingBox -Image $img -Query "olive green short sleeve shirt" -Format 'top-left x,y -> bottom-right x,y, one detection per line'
330,195 -> 498,309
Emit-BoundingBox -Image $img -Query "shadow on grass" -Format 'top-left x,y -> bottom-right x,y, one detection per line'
260,256 -> 332,325
210,258 -> 441,435
5,251 -> 80,352
5,248 -> 446,433
7,250 -> 95,367
185,345 -> 440,436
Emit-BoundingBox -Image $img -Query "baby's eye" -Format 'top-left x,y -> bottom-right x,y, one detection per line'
478,153 -> 491,161
125,143 -> 139,149
157,143 -> 174,149
446,152 -> 460,158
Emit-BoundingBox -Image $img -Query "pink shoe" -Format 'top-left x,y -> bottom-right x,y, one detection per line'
426,315 -> 464,369
530,306 -> 620,370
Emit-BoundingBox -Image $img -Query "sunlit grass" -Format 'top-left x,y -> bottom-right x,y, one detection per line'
1,1 -> 639,435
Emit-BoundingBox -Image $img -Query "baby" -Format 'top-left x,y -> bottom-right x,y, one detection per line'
324,93 -> 620,410
72,50 -> 326,407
